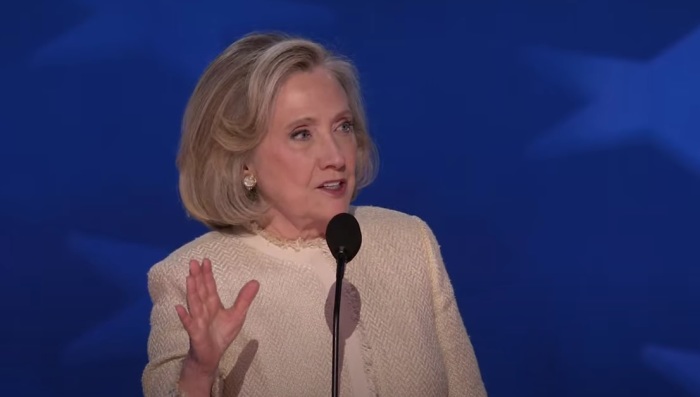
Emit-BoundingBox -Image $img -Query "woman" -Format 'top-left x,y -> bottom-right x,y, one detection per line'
142,32 -> 487,397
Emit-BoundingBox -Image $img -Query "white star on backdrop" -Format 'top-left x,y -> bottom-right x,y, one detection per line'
642,345 -> 700,396
33,0 -> 336,78
523,25 -> 700,175
524,25 -> 700,394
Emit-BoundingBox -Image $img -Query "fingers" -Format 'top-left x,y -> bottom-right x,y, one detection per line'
229,280 -> 260,320
175,304 -> 193,331
185,272 -> 204,320
180,258 -> 259,341
201,259 -> 222,311
182,261 -> 211,344
190,260 -> 208,315
182,258 -> 222,321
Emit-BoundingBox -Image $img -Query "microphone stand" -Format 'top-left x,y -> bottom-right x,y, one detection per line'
332,247 -> 347,397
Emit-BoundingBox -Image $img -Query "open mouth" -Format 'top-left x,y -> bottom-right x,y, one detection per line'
318,180 -> 346,191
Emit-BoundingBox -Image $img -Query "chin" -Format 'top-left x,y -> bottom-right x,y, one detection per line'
319,202 -> 351,221
328,203 -> 351,216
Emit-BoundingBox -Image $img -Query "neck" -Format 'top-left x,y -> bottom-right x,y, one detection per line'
264,223 -> 324,241
252,214 -> 326,242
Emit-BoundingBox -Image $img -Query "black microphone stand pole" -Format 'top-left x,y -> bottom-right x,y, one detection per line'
332,247 -> 347,397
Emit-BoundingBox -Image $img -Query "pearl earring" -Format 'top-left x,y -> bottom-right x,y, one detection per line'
243,174 -> 257,191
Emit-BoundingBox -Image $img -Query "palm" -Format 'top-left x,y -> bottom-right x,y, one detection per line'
175,259 -> 260,374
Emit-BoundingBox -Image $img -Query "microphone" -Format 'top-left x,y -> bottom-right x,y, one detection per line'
325,212 -> 362,397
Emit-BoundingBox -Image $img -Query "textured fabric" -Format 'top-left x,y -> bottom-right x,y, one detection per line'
238,227 -> 373,396
142,206 -> 488,396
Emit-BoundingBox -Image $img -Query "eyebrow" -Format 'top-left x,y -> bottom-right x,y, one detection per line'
284,110 -> 352,129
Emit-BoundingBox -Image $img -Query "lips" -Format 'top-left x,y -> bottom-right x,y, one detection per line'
318,179 -> 346,190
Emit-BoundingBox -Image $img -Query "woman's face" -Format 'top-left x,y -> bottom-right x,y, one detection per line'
247,66 -> 358,239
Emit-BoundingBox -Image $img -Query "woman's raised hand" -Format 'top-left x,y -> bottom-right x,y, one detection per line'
175,258 -> 260,381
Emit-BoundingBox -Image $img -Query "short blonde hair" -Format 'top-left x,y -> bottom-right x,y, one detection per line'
176,32 -> 379,230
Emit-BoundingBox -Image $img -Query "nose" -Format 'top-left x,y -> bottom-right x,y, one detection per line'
319,133 -> 346,170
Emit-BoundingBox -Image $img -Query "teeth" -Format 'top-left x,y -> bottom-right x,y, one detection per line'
323,181 -> 341,189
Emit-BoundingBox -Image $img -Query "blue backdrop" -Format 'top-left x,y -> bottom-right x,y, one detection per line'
3,0 -> 700,396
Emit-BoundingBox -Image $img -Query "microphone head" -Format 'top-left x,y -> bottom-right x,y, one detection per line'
325,212 -> 362,262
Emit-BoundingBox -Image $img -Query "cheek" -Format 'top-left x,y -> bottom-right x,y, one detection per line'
261,154 -> 314,192
256,153 -> 289,192
345,143 -> 358,171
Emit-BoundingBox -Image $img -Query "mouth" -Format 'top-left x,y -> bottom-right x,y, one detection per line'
317,179 -> 347,192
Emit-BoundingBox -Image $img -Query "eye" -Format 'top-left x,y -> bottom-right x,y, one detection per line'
291,129 -> 311,140
339,120 -> 355,134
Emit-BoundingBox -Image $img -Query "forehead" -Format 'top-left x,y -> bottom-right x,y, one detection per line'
271,67 -> 349,117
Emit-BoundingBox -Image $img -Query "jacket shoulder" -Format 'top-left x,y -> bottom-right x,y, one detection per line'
146,231 -> 235,280
352,205 -> 432,241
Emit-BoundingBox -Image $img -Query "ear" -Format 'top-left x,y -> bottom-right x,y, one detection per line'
243,152 -> 257,174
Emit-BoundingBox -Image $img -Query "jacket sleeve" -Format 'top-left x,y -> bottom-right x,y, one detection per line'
141,258 -> 224,397
416,217 -> 488,397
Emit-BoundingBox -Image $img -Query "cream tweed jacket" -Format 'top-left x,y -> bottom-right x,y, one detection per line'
142,206 -> 487,396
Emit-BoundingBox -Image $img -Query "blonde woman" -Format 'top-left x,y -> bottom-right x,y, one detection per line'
142,32 -> 487,397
